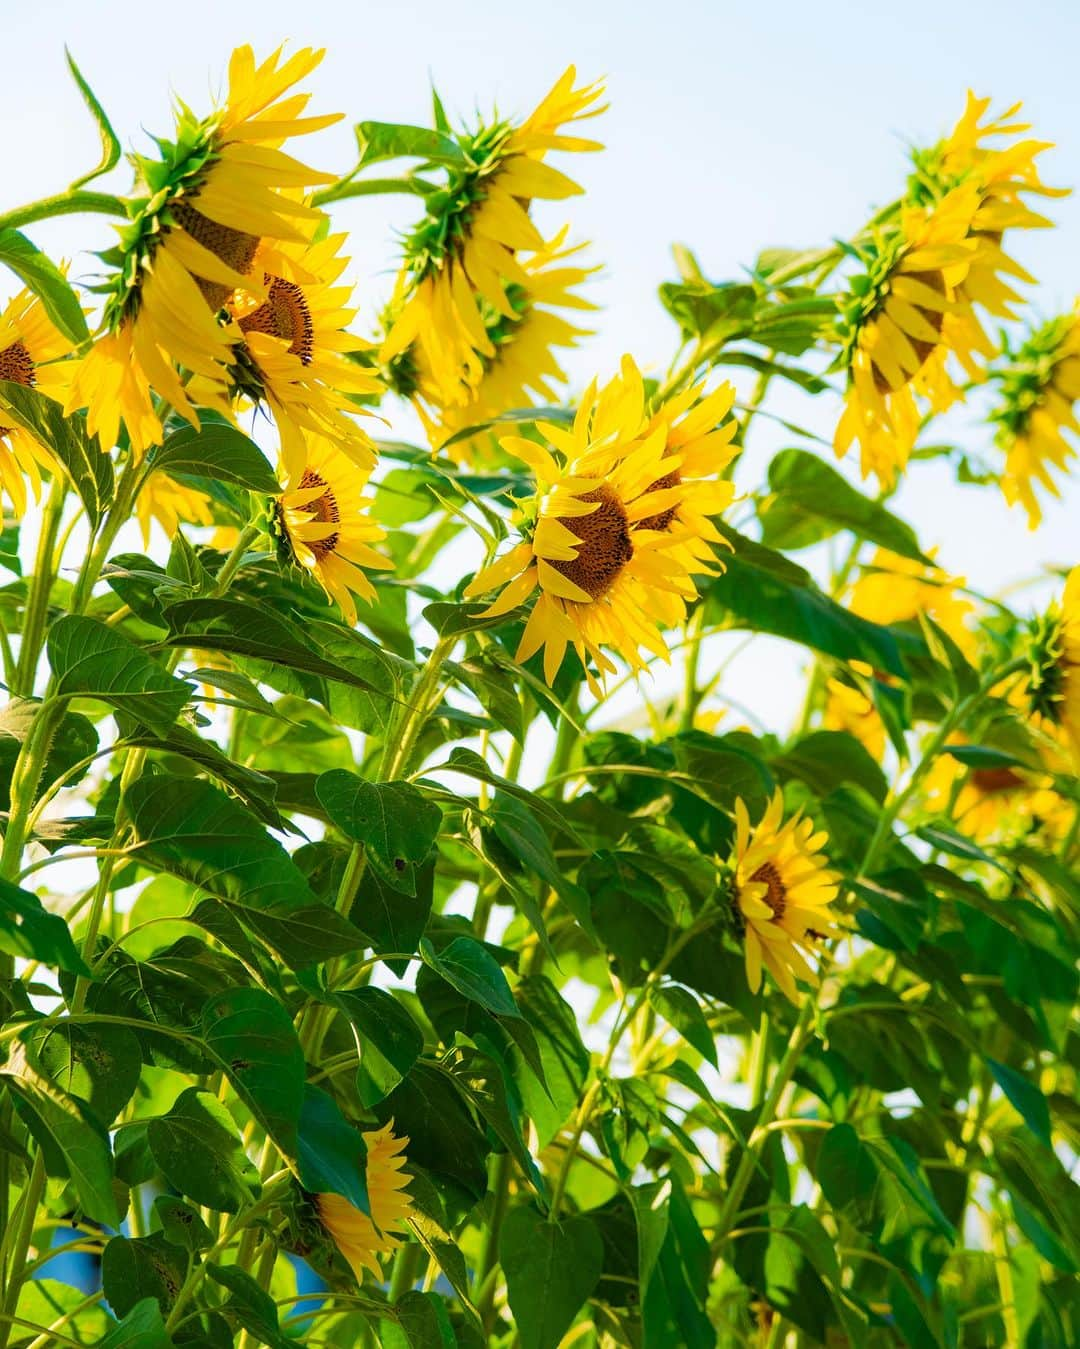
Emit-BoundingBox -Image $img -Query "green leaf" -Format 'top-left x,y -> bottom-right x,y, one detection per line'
374,1064 -> 490,1204
207,1262 -> 293,1349
337,987 -> 424,1106
96,1298 -> 175,1349
0,380 -> 111,522
816,1123 -> 877,1209
24,1021 -> 141,1125
147,1086 -> 260,1212
2,1045 -> 119,1225
356,120 -> 467,168
153,1194 -> 214,1252
202,987 -> 306,1158
48,616 -> 191,735
296,1083 -> 369,1211
101,1233 -> 187,1319
380,1290 -> 457,1349
761,448 -> 929,561
16,1278 -> 111,1345
704,524 -> 910,676
420,935 -> 520,1019
316,772 -> 442,896
148,421 -> 281,494
647,984 -> 717,1066
0,876 -> 90,974
65,49 -> 122,188
774,728 -> 887,804
988,1058 -> 1052,1147
0,230 -> 89,344
500,1206 -> 603,1349
0,697 -> 98,814
350,855 -> 433,967
510,975 -> 590,1148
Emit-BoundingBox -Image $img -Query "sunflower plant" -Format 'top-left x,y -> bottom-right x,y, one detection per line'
0,45 -> 1077,1349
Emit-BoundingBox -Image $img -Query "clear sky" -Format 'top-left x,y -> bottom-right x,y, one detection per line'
4,0 -> 1079,727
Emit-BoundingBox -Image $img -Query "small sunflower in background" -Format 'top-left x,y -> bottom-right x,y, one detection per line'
409,228 -> 598,457
990,305 -> 1079,528
832,185 -> 978,485
1022,566 -> 1080,763
823,667 -> 889,763
380,67 -> 605,411
192,230 -> 380,478
134,472 -> 215,546
272,433 -> 390,625
0,288 -> 79,513
463,358 -> 735,692
67,45 -> 339,452
315,1122 -> 414,1283
727,792 -> 841,1004
922,738 -> 1068,844
845,547 -> 978,660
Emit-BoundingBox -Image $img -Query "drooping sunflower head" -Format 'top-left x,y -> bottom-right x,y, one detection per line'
408,228 -> 598,458
0,287 -> 79,512
832,186 -> 978,484
727,792 -> 841,1004
380,68 -> 605,413
990,305 -> 1080,528
315,1122 -> 414,1284
1021,566 -> 1080,759
462,357 -> 735,692
68,45 -> 340,451
271,432 -> 391,626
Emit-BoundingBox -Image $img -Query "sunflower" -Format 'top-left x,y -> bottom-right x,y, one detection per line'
922,742 -> 1067,844
833,185 -> 979,485
380,67 -> 605,412
408,229 -> 597,458
729,792 -> 841,1004
272,433 -> 390,625
66,45 -> 339,452
0,288 -> 83,512
134,471 -> 215,546
315,1122 -> 414,1283
823,667 -> 888,762
990,305 -> 1080,528
463,358 -> 734,692
1022,566 -> 1080,763
190,230 -> 380,478
846,547 -> 977,660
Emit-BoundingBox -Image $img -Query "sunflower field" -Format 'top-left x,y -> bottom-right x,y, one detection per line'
0,40 -> 1078,1349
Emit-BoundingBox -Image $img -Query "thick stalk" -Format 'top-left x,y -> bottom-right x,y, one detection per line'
381,635 -> 455,780
0,1153 -> 47,1349
13,476 -> 68,696
0,190 -> 127,233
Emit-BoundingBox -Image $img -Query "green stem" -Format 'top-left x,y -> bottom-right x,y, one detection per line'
678,606 -> 706,733
0,1152 -> 46,1349
387,1241 -> 423,1303
13,476 -> 68,696
474,1152 -> 512,1330
381,635 -> 455,780
0,190 -> 127,234
211,522 -> 263,596
749,1009 -> 771,1109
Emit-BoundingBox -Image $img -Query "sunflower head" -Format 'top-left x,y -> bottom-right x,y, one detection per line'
314,1122 -> 414,1284
728,792 -> 841,1004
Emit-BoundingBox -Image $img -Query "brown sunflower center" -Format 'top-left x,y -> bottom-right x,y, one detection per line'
239,277 -> 315,365
749,861 -> 787,920
548,484 -> 634,602
636,468 -> 681,532
872,268 -> 946,394
170,201 -> 260,310
0,340 -> 35,437
296,468 -> 340,559
970,766 -> 1024,796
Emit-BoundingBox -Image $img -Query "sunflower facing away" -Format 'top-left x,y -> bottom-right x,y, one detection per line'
729,792 -> 841,1004
833,185 -> 979,485
462,357 -> 737,692
272,433 -> 390,625
380,67 -> 605,414
315,1122 -> 414,1283
66,45 -> 340,452
0,288 -> 78,512
1022,566 -> 1080,764
989,304 -> 1080,528
922,737 -> 1068,844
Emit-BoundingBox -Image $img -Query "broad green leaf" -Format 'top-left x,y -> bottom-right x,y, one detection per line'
0,230 -> 89,343
0,876 -> 89,974
316,771 -> 442,896
101,1234 -> 187,1319
202,987 -> 306,1157
0,697 -> 98,813
16,1277 -> 111,1345
296,1083 -> 369,1211
0,380 -> 111,521
148,421 -> 281,493
374,1064 -> 490,1203
207,1262 -> 294,1349
816,1123 -> 877,1209
380,1290 -> 457,1349
774,728 -> 887,804
511,975 -> 590,1148
337,987 -> 424,1105
350,854 -> 434,966
761,448 -> 929,561
48,616 -> 191,735
704,524 -> 910,676
153,1194 -> 214,1251
648,984 -> 717,1066
419,935 -> 520,1019
356,120 -> 466,167
499,1206 -> 603,1349
96,1297 -> 174,1349
147,1085 -> 260,1212
988,1057 -> 1052,1146
24,1020 -> 141,1125
3,1046 -> 119,1225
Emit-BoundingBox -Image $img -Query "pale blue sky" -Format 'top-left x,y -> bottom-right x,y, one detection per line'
4,0 -> 1078,724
